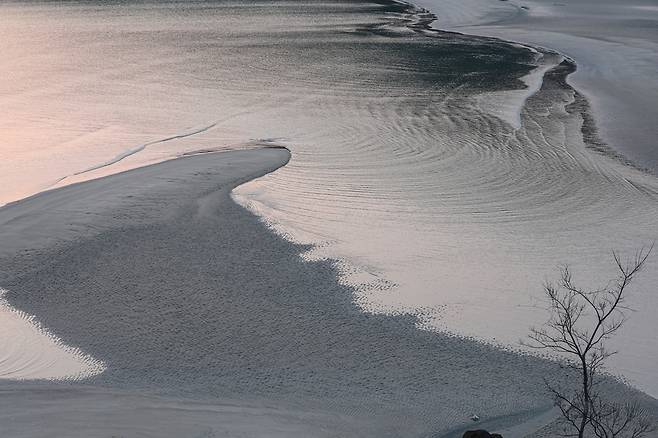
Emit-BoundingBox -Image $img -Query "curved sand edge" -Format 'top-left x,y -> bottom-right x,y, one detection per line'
1,148 -> 653,437
0,148 -> 290,382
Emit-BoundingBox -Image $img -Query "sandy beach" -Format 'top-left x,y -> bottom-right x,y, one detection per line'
1,0 -> 658,436
0,147 -> 636,437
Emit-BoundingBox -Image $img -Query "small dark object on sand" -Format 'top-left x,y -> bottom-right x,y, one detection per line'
463,431 -> 503,438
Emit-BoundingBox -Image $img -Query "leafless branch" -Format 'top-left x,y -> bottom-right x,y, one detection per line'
526,246 -> 654,438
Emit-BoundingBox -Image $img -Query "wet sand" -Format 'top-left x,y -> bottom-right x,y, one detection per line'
7,1 -> 658,393
1,1 -> 657,433
0,148 -> 587,436
414,0 -> 658,172
0,149 -> 656,436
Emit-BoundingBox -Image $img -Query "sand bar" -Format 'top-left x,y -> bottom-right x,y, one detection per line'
1,149 -> 656,436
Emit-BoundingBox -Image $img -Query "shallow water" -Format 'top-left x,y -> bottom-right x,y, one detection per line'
2,0 -> 658,398
416,0 -> 658,172
0,289 -> 104,380
0,150 -> 572,437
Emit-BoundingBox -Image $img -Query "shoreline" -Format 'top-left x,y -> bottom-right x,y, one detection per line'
0,148 -> 588,437
226,0 -> 658,400
0,148 -> 291,382
392,0 -> 643,170
229,2 -> 656,394
1,1 -> 657,435
409,0 -> 658,173
1,148 -> 653,437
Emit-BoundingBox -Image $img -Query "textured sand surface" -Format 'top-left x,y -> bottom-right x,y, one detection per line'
5,0 -> 657,394
0,148 -> 290,381
416,0 -> 658,173
0,148 -> 568,437
2,0 -> 657,432
0,149 -> 655,437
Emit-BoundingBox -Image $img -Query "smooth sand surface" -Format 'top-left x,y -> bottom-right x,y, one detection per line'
1,148 -> 656,437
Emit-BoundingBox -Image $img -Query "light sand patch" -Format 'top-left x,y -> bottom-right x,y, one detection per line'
0,288 -> 105,380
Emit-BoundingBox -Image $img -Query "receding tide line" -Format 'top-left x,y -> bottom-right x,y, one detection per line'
49,105 -> 262,192
74,122 -> 220,177
0,288 -> 105,381
50,112 -> 254,190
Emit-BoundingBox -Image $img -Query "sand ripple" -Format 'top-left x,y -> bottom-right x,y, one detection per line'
1,0 -> 657,397
233,57 -> 658,395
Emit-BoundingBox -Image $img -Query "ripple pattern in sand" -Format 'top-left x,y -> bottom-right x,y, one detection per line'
2,0 -> 658,396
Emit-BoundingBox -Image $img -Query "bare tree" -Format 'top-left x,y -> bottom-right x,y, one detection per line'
526,245 -> 655,438
590,400 -> 654,438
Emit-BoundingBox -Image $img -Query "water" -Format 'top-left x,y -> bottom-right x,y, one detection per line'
416,0 -> 658,172
0,151 -> 567,437
2,0 -> 658,398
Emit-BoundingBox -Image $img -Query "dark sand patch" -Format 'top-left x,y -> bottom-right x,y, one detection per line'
0,149 -> 653,437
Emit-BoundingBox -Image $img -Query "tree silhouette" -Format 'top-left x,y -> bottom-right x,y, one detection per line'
526,246 -> 655,438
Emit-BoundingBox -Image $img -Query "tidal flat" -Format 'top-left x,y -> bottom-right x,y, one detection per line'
1,0 -> 657,436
